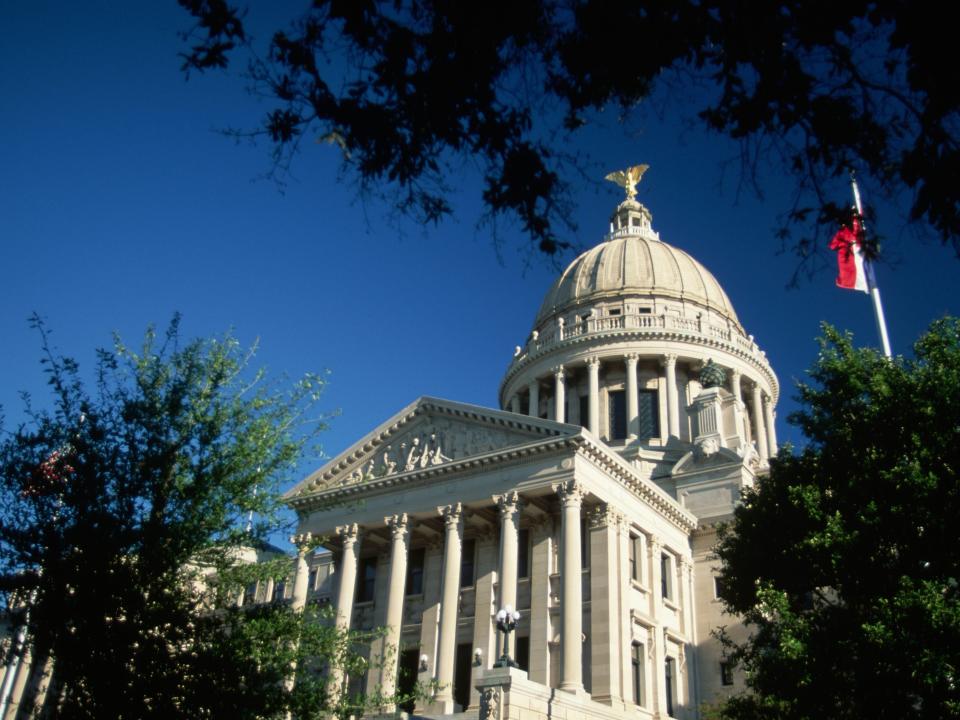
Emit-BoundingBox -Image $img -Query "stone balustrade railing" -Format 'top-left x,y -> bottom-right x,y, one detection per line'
511,311 -> 766,368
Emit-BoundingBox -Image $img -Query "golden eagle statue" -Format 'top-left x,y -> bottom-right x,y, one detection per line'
604,164 -> 649,201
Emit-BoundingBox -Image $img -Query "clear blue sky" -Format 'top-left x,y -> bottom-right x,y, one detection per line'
3,3 -> 958,501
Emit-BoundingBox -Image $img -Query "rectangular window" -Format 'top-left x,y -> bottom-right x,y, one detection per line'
517,528 -> 530,579
714,575 -> 728,600
721,661 -> 734,686
661,553 -> 674,601
406,547 -> 425,595
609,308 -> 622,316
638,389 -> 659,438
515,636 -> 530,672
638,307 -> 653,314
460,539 -> 476,588
609,390 -> 627,440
629,534 -> 640,582
357,556 -> 378,603
665,657 -> 677,717
308,567 -> 318,592
243,581 -> 258,606
580,519 -> 590,569
631,642 -> 645,706
273,579 -> 286,602
579,394 -> 589,429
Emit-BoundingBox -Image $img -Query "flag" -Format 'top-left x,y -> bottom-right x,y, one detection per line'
829,216 -> 874,293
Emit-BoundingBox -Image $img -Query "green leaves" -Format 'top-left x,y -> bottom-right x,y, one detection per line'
0,318 -> 329,718
715,318 -> 960,720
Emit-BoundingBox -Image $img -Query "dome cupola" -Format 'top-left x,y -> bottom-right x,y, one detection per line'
499,166 -> 779,467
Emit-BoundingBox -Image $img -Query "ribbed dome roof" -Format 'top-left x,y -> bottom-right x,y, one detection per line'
535,227 -> 741,328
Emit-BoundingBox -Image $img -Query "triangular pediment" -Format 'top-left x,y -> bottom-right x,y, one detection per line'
284,396 -> 577,498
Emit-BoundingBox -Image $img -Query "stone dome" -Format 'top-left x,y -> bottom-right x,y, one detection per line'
535,200 -> 741,331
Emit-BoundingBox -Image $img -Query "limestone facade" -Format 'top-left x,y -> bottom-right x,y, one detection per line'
276,196 -> 778,718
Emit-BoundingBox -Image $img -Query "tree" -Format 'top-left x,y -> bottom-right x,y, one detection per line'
177,1 -> 959,264
713,318 -> 960,719
0,317 -> 405,719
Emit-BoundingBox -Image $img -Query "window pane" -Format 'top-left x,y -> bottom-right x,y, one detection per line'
665,657 -> 676,717
460,539 -> 476,588
406,547 -> 425,595
358,556 -> 377,603
579,394 -> 589,429
638,389 -> 659,438
632,642 -> 644,705
517,528 -> 530,579
609,390 -> 627,439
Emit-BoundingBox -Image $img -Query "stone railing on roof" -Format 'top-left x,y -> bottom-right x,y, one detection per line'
514,311 -> 763,362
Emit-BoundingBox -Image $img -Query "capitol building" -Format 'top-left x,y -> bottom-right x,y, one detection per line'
0,172 -> 778,720
278,171 -> 779,720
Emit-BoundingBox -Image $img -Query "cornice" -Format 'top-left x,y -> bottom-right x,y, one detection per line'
287,429 -> 698,535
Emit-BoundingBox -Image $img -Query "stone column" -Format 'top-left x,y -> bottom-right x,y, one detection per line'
729,368 -> 742,403
468,536 -> 498,711
663,354 -> 680,438
763,393 -> 778,456
680,558 -> 700,711
589,505 -> 625,706
751,384 -> 769,463
329,524 -> 362,704
334,524 -> 362,629
290,532 -> 313,612
555,480 -> 584,693
381,514 -> 410,704
553,366 -> 566,423
625,353 -> 639,440
434,503 -> 464,712
587,357 -> 600,436
528,380 -> 540,418
528,519 -> 552,685
494,491 -> 523,612
649,536 -> 667,717
510,395 -> 520,414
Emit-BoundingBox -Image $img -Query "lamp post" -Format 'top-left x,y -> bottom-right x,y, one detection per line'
494,605 -> 521,668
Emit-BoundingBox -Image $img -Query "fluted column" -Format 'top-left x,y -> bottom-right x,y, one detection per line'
751,384 -> 769,463
494,491 -> 522,612
589,505 -> 625,705
625,353 -> 639,440
553,366 -> 566,423
555,480 -> 584,693
381,514 -> 410,704
434,503 -> 463,711
334,524 -> 362,630
587,357 -> 600,435
329,524 -> 362,705
763,393 -> 778,456
729,368 -> 742,403
290,532 -> 313,612
649,536 -> 667,717
528,380 -> 540,418
664,354 -> 680,438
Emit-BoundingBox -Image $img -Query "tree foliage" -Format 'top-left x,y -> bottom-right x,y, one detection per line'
714,318 -> 960,719
0,317 -> 402,719
178,1 -> 959,262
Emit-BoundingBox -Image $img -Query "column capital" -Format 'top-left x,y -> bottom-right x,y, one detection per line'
384,513 -> 410,540
493,491 -> 523,516
649,535 -> 663,555
662,352 -> 678,368
554,479 -> 585,507
587,503 -> 623,529
336,523 -> 361,545
552,364 -> 566,379
438,502 -> 463,528
290,532 -> 315,554
586,356 -> 601,369
729,367 -> 741,379
625,352 -> 639,364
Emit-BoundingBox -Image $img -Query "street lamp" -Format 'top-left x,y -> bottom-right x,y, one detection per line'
494,605 -> 521,668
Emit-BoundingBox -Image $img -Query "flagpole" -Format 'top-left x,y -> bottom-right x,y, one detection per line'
850,173 -> 893,358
